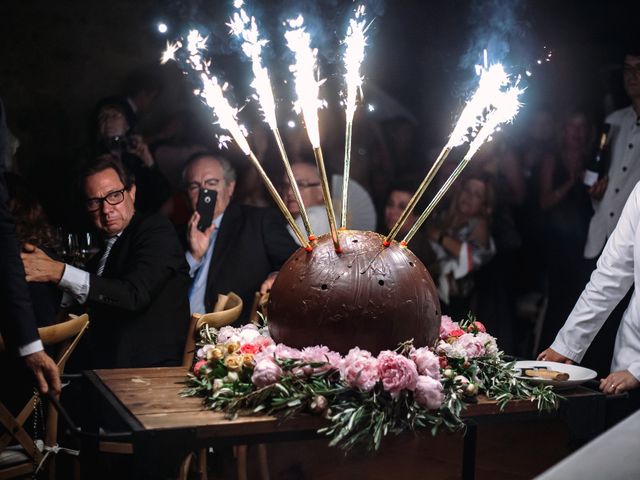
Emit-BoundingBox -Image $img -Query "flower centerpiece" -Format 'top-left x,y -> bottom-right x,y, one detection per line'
182,314 -> 560,452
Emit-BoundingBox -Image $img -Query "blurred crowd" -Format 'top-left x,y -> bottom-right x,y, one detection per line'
2,43 -> 640,382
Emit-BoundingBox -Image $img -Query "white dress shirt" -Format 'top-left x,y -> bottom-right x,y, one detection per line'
59,234 -> 121,306
552,181 -> 640,380
584,106 -> 640,259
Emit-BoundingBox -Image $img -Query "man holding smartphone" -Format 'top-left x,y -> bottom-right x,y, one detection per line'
182,152 -> 297,322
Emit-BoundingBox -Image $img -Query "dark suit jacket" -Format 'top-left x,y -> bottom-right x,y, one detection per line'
187,203 -> 298,323
83,213 -> 190,368
0,99 -> 40,353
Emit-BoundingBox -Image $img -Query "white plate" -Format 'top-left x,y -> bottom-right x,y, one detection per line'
514,360 -> 597,389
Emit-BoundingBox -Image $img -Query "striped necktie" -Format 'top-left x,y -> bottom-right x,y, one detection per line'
96,237 -> 117,276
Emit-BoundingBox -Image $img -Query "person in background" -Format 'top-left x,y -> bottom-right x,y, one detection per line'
538,109 -> 595,351
0,98 -> 60,395
426,174 -> 496,321
93,96 -> 171,213
182,152 -> 297,321
5,172 -> 62,328
382,179 -> 438,276
282,160 -> 330,244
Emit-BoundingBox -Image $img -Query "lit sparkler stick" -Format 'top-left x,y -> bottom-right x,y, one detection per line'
383,63 -> 510,246
285,16 -> 341,252
164,29 -> 311,250
401,84 -> 523,246
228,8 -> 316,242
340,5 -> 367,230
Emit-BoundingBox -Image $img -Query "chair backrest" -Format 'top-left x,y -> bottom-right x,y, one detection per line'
0,314 -> 89,478
182,293 -> 243,368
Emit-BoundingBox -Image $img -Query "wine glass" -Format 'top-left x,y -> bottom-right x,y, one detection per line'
78,232 -> 99,265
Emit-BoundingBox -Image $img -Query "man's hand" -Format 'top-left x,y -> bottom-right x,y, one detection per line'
187,212 -> 215,261
128,134 -> 155,167
259,272 -> 278,295
588,176 -> 608,201
21,243 -> 65,283
537,347 -> 574,364
24,351 -> 61,395
600,370 -> 640,394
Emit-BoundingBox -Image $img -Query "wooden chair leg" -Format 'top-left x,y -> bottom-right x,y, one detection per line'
178,452 -> 195,480
257,443 -> 270,480
198,447 -> 208,480
236,445 -> 248,480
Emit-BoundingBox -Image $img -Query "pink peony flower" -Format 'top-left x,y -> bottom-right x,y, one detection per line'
238,324 -> 262,343
196,344 -> 215,360
439,315 -> 460,339
339,347 -> 380,391
475,332 -> 499,357
251,358 -> 283,387
377,350 -> 418,398
456,333 -> 486,358
193,360 -> 207,376
409,347 -> 441,380
301,346 -> 342,374
274,344 -> 302,361
414,375 -> 444,410
217,326 -> 241,344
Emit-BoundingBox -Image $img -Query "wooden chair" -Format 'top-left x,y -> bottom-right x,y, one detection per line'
0,314 -> 89,480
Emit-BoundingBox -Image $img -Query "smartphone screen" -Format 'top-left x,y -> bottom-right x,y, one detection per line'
196,189 -> 217,232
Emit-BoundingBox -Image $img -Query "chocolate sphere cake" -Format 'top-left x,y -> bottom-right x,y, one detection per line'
268,230 -> 441,354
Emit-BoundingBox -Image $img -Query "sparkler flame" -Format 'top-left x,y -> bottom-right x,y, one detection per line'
340,4 -> 368,229
343,5 -> 367,121
447,63 -> 510,148
161,40 -> 181,64
285,15 -> 324,149
228,9 -> 278,129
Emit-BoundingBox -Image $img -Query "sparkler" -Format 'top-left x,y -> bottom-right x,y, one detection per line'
340,5 -> 367,230
383,62 -> 511,246
162,30 -> 311,250
228,7 -> 316,242
401,82 -> 523,246
285,16 -> 341,252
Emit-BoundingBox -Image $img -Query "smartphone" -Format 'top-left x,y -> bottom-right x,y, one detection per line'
196,189 -> 217,232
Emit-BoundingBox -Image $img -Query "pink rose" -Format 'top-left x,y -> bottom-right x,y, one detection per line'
409,347 -> 441,380
193,360 -> 207,376
339,347 -> 380,392
439,315 -> 460,339
377,350 -> 418,398
251,358 -> 283,387
456,333 -> 486,358
414,375 -> 444,410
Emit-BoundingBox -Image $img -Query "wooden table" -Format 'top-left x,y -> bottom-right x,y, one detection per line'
81,367 -> 608,479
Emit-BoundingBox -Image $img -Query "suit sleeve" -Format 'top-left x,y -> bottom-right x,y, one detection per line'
0,100 -> 40,351
551,181 -> 639,362
87,216 -> 184,312
261,208 -> 299,270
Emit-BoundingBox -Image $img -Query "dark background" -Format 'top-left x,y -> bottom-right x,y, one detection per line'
1,0 -> 639,224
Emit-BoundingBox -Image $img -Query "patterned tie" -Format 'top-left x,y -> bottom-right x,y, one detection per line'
96,237 -> 117,276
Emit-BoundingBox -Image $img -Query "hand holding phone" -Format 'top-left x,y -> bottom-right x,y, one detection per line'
196,189 -> 217,232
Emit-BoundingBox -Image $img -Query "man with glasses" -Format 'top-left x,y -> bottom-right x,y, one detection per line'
181,152 -> 297,321
21,154 -> 190,368
282,161 -> 330,244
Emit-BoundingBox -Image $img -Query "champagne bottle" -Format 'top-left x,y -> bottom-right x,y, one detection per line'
583,123 -> 611,187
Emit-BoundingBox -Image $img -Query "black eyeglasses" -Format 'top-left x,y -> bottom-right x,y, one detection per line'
86,188 -> 127,212
283,181 -> 321,190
